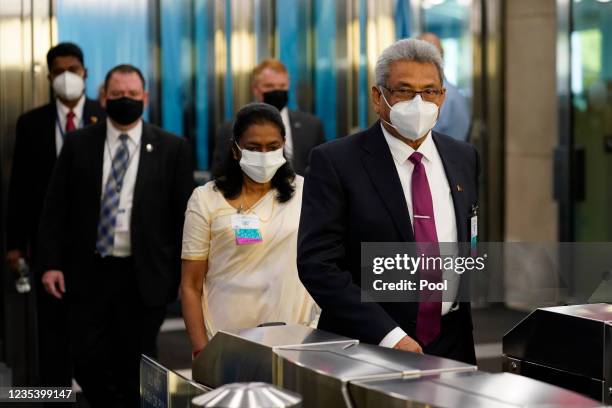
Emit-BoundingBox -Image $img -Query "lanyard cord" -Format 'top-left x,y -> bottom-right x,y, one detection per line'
55,107 -> 82,140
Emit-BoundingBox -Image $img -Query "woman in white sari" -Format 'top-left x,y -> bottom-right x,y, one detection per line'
180,103 -> 315,357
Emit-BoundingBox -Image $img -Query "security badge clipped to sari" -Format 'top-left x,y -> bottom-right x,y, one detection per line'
231,212 -> 263,245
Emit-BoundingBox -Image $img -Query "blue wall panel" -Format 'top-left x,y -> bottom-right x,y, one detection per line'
194,0 -> 209,170
314,0 -> 337,140
56,0 -> 150,119
358,0 -> 368,130
161,0 -> 192,136
224,0 -> 234,121
276,0 -> 299,110
395,0 -> 411,40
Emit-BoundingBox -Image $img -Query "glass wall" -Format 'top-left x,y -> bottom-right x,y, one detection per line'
54,0 -> 407,171
570,0 -> 612,241
422,0 -> 473,101
56,0 -> 152,107
1,0 -> 55,384
52,0 -> 501,241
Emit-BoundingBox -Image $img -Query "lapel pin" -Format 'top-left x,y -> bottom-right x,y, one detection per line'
90,116 -> 98,124
146,144 -> 154,153
457,184 -> 463,192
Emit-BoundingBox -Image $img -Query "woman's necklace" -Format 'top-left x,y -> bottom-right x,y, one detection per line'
237,186 -> 275,222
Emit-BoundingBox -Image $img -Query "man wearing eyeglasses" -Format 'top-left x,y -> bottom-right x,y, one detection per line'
298,38 -> 479,364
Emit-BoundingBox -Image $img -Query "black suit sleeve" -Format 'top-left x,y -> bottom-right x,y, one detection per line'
474,146 -> 480,197
172,137 -> 195,247
297,147 -> 398,344
314,118 -> 326,146
37,135 -> 73,272
7,116 -> 30,253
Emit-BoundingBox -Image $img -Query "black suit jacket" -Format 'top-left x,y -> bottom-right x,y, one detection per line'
37,121 -> 195,307
212,109 -> 326,175
7,99 -> 105,266
297,122 -> 479,345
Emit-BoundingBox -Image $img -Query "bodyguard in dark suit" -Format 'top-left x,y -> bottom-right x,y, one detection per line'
298,39 -> 478,365
6,42 -> 105,388
38,64 -> 194,407
212,59 -> 325,175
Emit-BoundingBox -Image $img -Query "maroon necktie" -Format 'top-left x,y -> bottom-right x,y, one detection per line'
409,151 -> 442,345
65,111 -> 76,133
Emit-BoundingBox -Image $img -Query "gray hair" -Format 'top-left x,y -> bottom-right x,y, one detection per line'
375,38 -> 444,87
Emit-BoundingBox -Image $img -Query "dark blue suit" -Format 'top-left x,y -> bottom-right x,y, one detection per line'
297,122 -> 479,364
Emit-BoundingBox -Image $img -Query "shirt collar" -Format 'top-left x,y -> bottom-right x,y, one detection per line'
280,106 -> 290,120
106,118 -> 143,146
380,123 -> 435,165
56,95 -> 86,122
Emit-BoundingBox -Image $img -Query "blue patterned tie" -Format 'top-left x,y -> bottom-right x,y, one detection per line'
96,134 -> 130,257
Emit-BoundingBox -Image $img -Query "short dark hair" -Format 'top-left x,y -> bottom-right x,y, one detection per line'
104,64 -> 146,90
214,103 -> 296,203
46,42 -> 84,70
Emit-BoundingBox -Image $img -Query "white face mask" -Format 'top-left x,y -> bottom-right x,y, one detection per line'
379,88 -> 439,141
236,143 -> 287,183
52,71 -> 85,101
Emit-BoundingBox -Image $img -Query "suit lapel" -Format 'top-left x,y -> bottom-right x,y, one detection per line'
288,110 -> 305,159
432,132 -> 468,242
132,122 -> 157,218
43,102 -> 58,160
83,99 -> 102,126
90,123 -> 106,213
361,123 -> 414,241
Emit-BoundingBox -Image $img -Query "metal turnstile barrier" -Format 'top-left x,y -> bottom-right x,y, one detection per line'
187,323 -> 603,407
503,303 -> 612,404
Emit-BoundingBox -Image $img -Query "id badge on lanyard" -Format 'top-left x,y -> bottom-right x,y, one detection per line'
231,213 -> 263,245
470,204 -> 478,256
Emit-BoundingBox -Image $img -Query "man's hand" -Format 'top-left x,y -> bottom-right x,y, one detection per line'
394,335 -> 423,354
6,250 -> 23,273
42,270 -> 66,299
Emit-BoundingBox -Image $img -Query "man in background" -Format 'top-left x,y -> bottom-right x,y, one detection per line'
419,33 -> 471,142
212,59 -> 326,175
38,64 -> 194,407
6,42 -> 105,388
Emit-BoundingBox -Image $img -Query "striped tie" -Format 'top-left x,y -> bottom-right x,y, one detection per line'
96,134 -> 130,257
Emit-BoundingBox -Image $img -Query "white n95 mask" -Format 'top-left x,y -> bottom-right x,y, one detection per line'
52,71 -> 85,101
236,144 -> 287,183
380,88 -> 439,141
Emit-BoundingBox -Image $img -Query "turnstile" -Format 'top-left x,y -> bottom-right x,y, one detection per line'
189,323 -> 602,407
503,303 -> 612,404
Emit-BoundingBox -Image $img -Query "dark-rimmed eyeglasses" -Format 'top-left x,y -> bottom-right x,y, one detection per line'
380,85 -> 444,102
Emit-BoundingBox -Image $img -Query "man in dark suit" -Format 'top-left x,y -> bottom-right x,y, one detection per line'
298,39 -> 478,365
212,59 -> 325,175
38,64 -> 194,407
6,42 -> 105,388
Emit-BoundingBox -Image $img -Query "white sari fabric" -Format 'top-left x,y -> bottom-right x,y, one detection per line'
181,176 -> 316,338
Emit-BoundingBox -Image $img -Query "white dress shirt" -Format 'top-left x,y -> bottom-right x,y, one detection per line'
55,95 -> 86,155
280,107 -> 294,161
102,119 -> 142,257
379,124 -> 459,348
